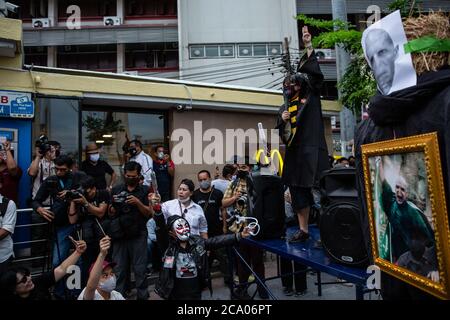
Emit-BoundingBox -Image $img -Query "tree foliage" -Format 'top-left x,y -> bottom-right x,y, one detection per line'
83,113 -> 124,146
296,15 -> 375,115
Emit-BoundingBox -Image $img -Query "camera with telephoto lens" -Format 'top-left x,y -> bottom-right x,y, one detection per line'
64,188 -> 84,201
237,194 -> 248,207
35,135 -> 51,155
112,191 -> 131,213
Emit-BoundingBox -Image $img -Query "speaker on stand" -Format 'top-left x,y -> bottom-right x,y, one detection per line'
318,167 -> 369,268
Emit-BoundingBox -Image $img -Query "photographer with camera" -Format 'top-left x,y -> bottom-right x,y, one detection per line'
31,154 -> 86,299
0,140 -> 22,204
68,176 -> 110,280
222,156 -> 268,300
107,161 -> 153,300
28,135 -> 57,203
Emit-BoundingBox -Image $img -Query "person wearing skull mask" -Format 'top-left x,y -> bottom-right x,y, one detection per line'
151,206 -> 252,300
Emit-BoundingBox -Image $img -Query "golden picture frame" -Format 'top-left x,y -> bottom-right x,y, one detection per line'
362,132 -> 450,299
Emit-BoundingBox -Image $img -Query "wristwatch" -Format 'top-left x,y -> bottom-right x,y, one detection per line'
83,202 -> 89,209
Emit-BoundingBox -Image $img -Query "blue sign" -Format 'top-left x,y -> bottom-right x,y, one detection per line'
0,131 -> 14,141
0,91 -> 35,118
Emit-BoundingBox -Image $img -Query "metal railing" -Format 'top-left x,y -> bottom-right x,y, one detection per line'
12,207 -> 53,276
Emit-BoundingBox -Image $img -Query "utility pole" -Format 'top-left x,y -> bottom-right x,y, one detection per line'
332,0 -> 355,157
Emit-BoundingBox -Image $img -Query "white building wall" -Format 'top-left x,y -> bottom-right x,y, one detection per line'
178,0 -> 298,89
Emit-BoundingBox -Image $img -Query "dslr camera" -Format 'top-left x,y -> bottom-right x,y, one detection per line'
236,194 -> 248,207
64,188 -> 84,201
35,135 -> 51,155
112,191 -> 131,213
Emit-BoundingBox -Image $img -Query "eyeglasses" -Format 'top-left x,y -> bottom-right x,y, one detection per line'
16,271 -> 31,285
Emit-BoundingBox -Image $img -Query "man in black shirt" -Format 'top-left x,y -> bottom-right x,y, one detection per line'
81,144 -> 116,190
193,170 -> 231,286
107,161 -> 153,300
68,176 -> 110,283
32,155 -> 86,299
0,238 -> 86,300
153,145 -> 175,202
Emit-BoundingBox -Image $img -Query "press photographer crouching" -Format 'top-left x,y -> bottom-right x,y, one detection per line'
106,161 -> 153,300
31,154 -> 86,299
68,176 -> 110,282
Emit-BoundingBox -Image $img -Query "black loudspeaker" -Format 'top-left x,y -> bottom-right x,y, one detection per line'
319,167 -> 369,267
250,174 -> 286,240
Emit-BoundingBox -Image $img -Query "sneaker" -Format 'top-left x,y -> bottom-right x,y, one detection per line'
283,287 -> 294,296
294,290 -> 307,297
288,230 -> 310,243
232,287 -> 252,300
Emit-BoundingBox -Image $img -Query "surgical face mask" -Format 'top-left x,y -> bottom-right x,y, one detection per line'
157,152 -> 164,159
89,153 -> 100,162
98,275 -> 116,293
128,148 -> 137,157
172,218 -> 190,241
125,176 -> 139,186
199,180 -> 211,190
178,196 -> 190,204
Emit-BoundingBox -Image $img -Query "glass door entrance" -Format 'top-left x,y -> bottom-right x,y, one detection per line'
81,107 -> 166,186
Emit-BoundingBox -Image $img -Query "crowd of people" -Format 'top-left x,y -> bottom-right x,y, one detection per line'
0,135 -> 282,301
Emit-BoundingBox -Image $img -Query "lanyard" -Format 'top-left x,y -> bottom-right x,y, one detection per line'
178,200 -> 187,218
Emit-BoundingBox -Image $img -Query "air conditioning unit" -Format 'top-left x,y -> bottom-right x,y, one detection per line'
315,49 -> 334,60
32,18 -> 50,28
103,16 -> 121,26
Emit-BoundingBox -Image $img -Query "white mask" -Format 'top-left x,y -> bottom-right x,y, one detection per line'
89,153 -> 100,162
172,218 -> 190,241
178,197 -> 190,204
98,275 -> 116,293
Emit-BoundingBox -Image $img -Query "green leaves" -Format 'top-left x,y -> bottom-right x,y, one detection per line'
313,30 -> 363,55
82,113 -> 125,146
296,14 -> 376,116
338,55 -> 377,115
296,14 -> 353,31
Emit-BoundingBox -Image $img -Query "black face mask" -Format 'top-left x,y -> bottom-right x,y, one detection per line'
410,239 -> 426,261
237,170 -> 248,179
128,148 -> 137,157
125,177 -> 139,186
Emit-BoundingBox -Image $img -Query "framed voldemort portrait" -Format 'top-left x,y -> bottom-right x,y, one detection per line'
362,132 -> 450,299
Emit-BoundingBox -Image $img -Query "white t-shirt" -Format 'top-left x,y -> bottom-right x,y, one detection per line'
30,158 -> 55,203
0,196 -> 17,263
130,151 -> 153,186
77,288 -> 125,300
161,199 -> 208,236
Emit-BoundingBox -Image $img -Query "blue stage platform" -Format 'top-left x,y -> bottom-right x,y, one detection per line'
241,226 -> 370,300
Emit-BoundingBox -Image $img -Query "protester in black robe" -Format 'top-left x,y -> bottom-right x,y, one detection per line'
355,64 -> 450,299
276,26 -> 329,242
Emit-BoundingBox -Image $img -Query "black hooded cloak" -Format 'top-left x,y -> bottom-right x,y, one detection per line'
276,51 -> 330,188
